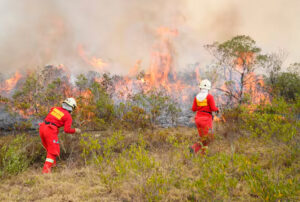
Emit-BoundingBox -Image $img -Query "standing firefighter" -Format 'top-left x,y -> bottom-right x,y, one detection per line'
39,98 -> 81,173
190,79 -> 219,154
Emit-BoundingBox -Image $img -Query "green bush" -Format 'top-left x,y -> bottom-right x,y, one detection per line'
14,120 -> 33,131
79,131 -> 125,166
0,134 -> 43,177
244,166 -> 298,201
240,98 -> 298,143
191,153 -> 239,200
75,80 -> 115,130
222,97 -> 299,143
115,90 -> 180,130
79,133 -> 102,165
121,105 -> 150,130
265,71 -> 300,101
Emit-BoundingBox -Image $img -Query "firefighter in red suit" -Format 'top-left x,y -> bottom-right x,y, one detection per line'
39,98 -> 81,173
190,79 -> 219,154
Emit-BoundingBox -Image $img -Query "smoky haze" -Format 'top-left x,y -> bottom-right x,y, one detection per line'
0,0 -> 299,76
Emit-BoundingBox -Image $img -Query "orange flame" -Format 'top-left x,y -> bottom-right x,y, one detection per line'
146,27 -> 178,88
113,27 -> 195,102
0,71 -> 22,93
128,60 -> 141,78
235,52 -> 254,71
78,45 -> 107,71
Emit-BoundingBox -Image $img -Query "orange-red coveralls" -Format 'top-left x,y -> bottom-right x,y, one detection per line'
191,94 -> 219,154
39,107 -> 75,173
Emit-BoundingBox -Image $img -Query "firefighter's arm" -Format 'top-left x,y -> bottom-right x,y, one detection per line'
192,97 -> 197,111
63,116 -> 76,134
208,95 -> 219,112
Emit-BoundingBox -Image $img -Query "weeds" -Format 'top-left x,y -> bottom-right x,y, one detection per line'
0,134 -> 43,177
1,125 -> 299,201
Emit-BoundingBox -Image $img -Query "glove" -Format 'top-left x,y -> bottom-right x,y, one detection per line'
75,128 -> 82,134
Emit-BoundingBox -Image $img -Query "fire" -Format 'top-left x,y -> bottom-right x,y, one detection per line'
0,26 -> 273,126
78,45 -> 108,71
195,66 -> 201,84
81,89 -> 92,99
218,51 -> 270,104
146,27 -> 178,88
244,72 -> 269,104
235,52 -> 254,71
128,60 -> 141,78
112,27 -> 202,103
0,71 -> 22,93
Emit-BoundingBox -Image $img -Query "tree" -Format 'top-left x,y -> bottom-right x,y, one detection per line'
205,35 -> 266,104
265,71 -> 300,102
12,66 -> 72,119
12,72 -> 42,116
75,74 -> 88,94
287,62 -> 300,75
261,53 -> 300,101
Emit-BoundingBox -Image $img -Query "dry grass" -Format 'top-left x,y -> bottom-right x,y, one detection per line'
0,125 -> 299,201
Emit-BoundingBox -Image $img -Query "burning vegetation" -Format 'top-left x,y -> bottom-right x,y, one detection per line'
0,33 -> 299,201
1,34 -> 293,131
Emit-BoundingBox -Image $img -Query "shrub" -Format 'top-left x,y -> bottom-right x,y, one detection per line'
265,71 -> 300,101
244,166 -> 298,201
191,153 -> 239,200
240,98 -> 298,143
0,134 -> 43,177
222,97 -> 299,143
121,105 -> 150,130
75,81 -> 115,130
14,120 -> 33,131
79,133 -> 102,165
79,131 -> 125,166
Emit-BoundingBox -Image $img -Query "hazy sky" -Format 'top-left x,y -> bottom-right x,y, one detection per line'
0,0 -> 299,75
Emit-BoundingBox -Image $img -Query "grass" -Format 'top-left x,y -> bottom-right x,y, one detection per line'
0,126 -> 299,201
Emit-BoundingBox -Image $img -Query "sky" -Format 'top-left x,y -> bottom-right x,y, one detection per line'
0,0 -> 299,76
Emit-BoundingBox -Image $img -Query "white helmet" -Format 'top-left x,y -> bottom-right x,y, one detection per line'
62,98 -> 77,110
199,79 -> 211,90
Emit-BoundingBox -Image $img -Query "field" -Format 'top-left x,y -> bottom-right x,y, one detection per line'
0,34 -> 299,201
0,123 -> 299,201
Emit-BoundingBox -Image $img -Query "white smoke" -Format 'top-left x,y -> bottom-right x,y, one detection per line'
0,0 -> 299,75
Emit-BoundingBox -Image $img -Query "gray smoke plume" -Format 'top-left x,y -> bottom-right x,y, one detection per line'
0,0 -> 299,76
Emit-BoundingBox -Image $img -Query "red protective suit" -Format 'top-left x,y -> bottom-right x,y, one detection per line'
191,94 -> 219,154
39,107 -> 75,173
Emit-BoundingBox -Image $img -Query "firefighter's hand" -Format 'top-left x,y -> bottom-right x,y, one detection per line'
75,128 -> 82,134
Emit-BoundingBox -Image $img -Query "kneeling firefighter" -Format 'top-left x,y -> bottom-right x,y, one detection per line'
39,98 -> 81,173
190,79 -> 219,154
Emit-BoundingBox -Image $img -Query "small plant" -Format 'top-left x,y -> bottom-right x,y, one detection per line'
0,134 -> 43,177
244,167 -> 298,201
79,133 -> 102,165
121,105 -> 150,130
141,171 -> 169,201
240,98 -> 298,143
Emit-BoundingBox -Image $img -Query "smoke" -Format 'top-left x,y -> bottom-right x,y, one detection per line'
0,0 -> 299,76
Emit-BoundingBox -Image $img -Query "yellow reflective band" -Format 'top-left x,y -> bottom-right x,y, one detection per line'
50,108 -> 64,120
197,98 -> 208,107
46,158 -> 54,163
